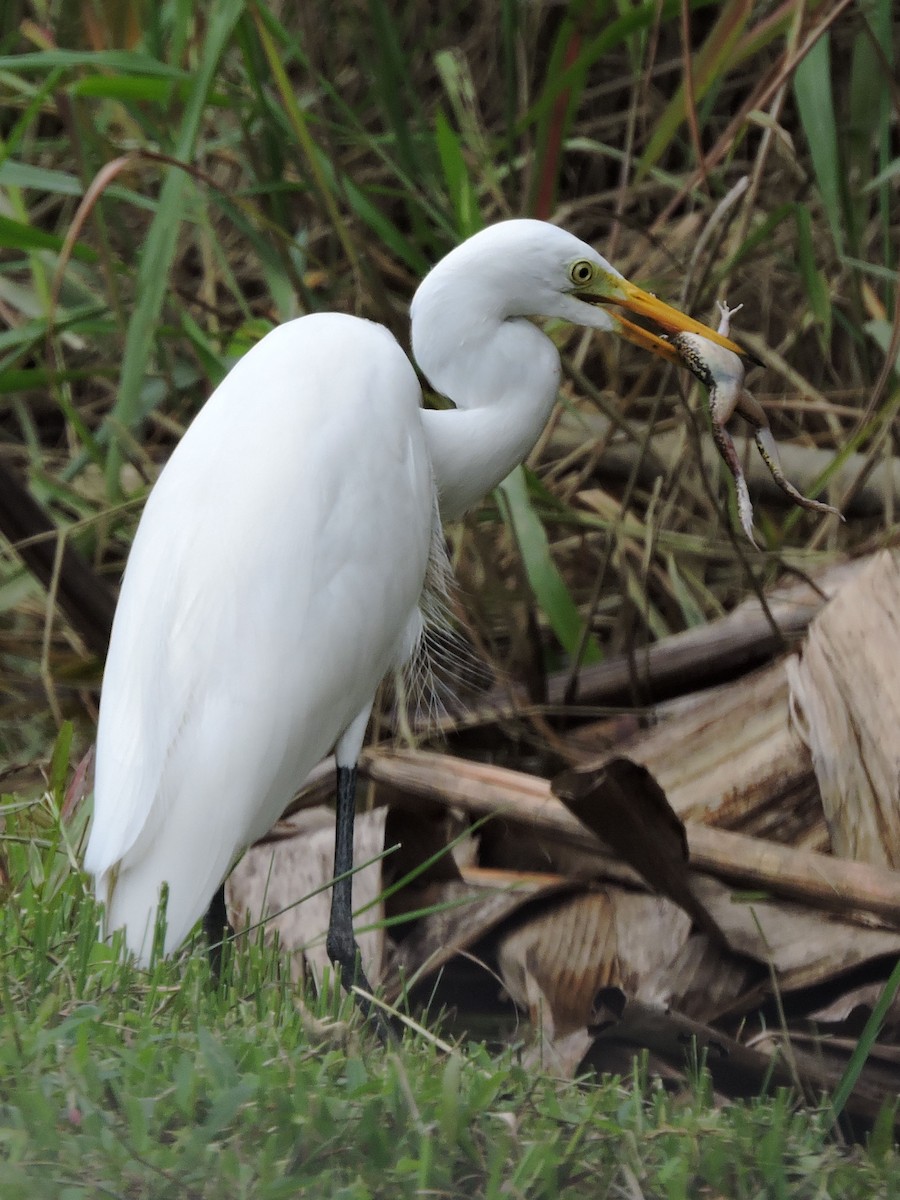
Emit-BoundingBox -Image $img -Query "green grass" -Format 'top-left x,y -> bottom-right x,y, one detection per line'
1,757 -> 899,1197
3,892 -> 899,1198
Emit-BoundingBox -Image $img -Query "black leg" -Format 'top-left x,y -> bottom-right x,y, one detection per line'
325,765 -> 373,999
203,880 -> 232,980
326,764 -> 392,1038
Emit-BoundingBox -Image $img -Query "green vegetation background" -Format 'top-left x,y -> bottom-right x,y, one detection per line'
0,0 -> 897,1194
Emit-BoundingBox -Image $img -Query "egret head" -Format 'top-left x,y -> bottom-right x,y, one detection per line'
411,219 -> 750,366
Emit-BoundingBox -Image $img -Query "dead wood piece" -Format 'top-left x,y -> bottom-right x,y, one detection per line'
496,890 -> 692,1038
686,823 -> 900,926
787,549 -> 900,869
384,869 -> 577,1000
575,659 -> 822,842
482,655 -> 828,851
553,757 -> 728,945
588,994 -> 797,1098
462,557 -> 860,722
556,555 -> 859,709
362,749 -> 900,926
688,874 -> 900,996
585,994 -> 899,1134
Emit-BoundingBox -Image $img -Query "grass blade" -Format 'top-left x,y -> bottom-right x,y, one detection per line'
636,0 -> 753,182
826,955 -> 900,1135
793,30 -> 843,256
104,0 -> 246,493
498,467 -> 601,664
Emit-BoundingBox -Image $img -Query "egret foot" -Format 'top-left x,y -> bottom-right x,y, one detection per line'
324,924 -> 378,1016
326,915 -> 396,1045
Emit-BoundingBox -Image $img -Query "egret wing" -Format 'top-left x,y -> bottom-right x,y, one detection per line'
87,315 -> 434,954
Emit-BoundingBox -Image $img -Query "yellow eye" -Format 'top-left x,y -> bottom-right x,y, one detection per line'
569,259 -> 594,286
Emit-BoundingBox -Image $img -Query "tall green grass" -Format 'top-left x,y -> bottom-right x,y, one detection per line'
0,2 -> 895,732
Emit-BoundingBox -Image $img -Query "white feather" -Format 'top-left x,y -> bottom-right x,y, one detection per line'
87,219 -> 732,969
87,314 -> 433,958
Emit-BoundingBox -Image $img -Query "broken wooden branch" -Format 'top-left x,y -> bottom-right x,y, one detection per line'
361,748 -> 900,926
787,550 -> 900,870
465,557 -> 861,718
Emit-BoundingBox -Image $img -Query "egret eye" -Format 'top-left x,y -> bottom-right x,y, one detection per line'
569,260 -> 594,286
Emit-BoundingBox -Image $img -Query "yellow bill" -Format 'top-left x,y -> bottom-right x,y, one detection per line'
585,277 -> 759,367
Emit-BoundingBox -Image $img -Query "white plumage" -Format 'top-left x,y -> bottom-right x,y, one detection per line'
88,315 -> 432,958
86,219 -> 743,987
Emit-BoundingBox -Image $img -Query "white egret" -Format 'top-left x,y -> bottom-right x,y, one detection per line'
85,219 -> 746,1009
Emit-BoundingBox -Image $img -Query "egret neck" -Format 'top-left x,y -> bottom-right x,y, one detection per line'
416,310 -> 563,522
